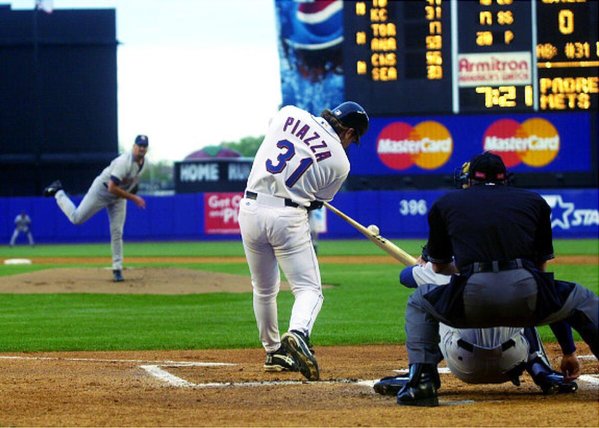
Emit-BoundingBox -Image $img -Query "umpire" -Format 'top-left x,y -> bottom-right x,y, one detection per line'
397,151 -> 599,407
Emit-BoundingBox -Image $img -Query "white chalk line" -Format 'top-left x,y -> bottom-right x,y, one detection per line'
0,355 -> 235,367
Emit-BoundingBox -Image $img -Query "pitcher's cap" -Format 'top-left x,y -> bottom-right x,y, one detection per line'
135,135 -> 149,146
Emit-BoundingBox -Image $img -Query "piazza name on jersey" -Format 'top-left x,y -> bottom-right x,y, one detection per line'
283,116 -> 332,162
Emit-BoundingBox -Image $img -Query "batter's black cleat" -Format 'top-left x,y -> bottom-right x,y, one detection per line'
264,343 -> 298,372
43,180 -> 63,197
113,269 -> 124,282
396,364 -> 439,407
281,330 -> 319,381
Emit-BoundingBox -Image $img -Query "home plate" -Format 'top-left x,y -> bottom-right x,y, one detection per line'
3,258 -> 32,265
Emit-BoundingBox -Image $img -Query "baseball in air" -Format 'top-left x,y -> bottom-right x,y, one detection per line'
367,224 -> 380,235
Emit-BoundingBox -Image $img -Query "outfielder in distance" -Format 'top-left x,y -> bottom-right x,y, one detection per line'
238,101 -> 369,381
9,210 -> 35,247
43,135 -> 149,282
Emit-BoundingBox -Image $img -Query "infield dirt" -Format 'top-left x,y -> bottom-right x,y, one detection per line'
0,261 -> 597,426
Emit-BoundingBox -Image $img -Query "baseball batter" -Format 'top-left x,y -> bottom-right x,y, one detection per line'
9,210 -> 35,247
374,259 -> 578,395
43,135 -> 149,282
238,102 -> 369,380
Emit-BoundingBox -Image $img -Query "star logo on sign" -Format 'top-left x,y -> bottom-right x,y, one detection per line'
542,195 -> 575,230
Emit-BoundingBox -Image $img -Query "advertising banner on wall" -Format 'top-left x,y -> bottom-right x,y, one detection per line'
349,112 -> 593,176
203,192 -> 243,234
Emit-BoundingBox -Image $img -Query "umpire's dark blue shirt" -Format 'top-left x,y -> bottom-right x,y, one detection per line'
427,184 -> 554,270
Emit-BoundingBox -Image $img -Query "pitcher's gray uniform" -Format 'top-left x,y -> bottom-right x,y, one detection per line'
9,211 -> 35,246
44,135 -> 149,282
238,102 -> 369,380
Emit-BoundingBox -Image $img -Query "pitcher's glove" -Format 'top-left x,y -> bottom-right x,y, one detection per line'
130,184 -> 139,195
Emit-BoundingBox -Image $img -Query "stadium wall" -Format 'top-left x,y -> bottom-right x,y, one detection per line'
1,189 -> 597,244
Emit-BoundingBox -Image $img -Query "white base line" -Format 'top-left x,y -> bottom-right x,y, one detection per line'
0,355 -> 235,366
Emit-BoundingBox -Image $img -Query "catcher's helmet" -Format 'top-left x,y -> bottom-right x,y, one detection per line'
331,101 -> 369,142
453,161 -> 471,188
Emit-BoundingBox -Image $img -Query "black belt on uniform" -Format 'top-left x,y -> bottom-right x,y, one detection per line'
471,259 -> 523,273
245,190 -> 300,208
457,338 -> 516,353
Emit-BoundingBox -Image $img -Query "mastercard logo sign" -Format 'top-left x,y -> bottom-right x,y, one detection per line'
376,121 -> 453,170
483,118 -> 560,168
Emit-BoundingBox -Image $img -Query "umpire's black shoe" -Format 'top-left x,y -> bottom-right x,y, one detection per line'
43,180 -> 63,197
113,269 -> 124,282
396,364 -> 439,407
375,371 -> 442,396
374,375 -> 409,396
264,343 -> 299,372
281,330 -> 319,381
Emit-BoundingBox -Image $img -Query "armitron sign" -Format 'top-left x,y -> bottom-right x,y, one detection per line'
458,52 -> 531,87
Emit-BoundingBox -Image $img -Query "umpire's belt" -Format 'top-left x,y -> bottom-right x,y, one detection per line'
471,259 -> 523,273
245,191 -> 302,209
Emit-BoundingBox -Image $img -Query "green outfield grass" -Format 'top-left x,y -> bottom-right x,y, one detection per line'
0,239 -> 597,352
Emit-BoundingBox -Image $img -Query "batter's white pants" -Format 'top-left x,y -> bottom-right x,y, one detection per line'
238,196 -> 323,353
55,182 -> 126,270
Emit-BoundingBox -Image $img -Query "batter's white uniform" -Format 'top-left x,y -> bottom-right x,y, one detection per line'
53,151 -> 146,271
407,263 -> 530,384
238,105 -> 350,353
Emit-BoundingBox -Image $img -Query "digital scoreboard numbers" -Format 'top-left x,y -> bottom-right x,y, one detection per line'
457,0 -> 535,112
536,0 -> 598,112
343,0 -> 598,115
342,0 -> 453,115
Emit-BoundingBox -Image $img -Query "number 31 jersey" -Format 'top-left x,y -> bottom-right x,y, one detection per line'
246,105 -> 350,206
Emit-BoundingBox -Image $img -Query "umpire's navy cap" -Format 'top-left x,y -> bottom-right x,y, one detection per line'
469,151 -> 507,182
135,135 -> 149,146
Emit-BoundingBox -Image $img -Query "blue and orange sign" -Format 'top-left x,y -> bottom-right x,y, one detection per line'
376,121 -> 453,170
350,112 -> 591,176
482,118 -> 560,168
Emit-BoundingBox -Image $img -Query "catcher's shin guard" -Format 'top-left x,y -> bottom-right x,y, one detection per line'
396,364 -> 439,407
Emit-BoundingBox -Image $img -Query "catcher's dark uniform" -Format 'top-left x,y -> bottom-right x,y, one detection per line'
404,182 -> 599,367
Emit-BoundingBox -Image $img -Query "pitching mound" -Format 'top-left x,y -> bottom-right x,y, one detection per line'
0,267 -> 259,294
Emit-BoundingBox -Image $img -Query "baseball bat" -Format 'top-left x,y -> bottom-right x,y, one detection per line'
323,201 -> 418,266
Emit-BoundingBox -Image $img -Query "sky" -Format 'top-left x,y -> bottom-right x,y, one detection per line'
10,0 -> 283,162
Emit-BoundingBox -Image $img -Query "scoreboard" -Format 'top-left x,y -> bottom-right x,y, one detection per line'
275,0 -> 597,188
343,0 -> 598,115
